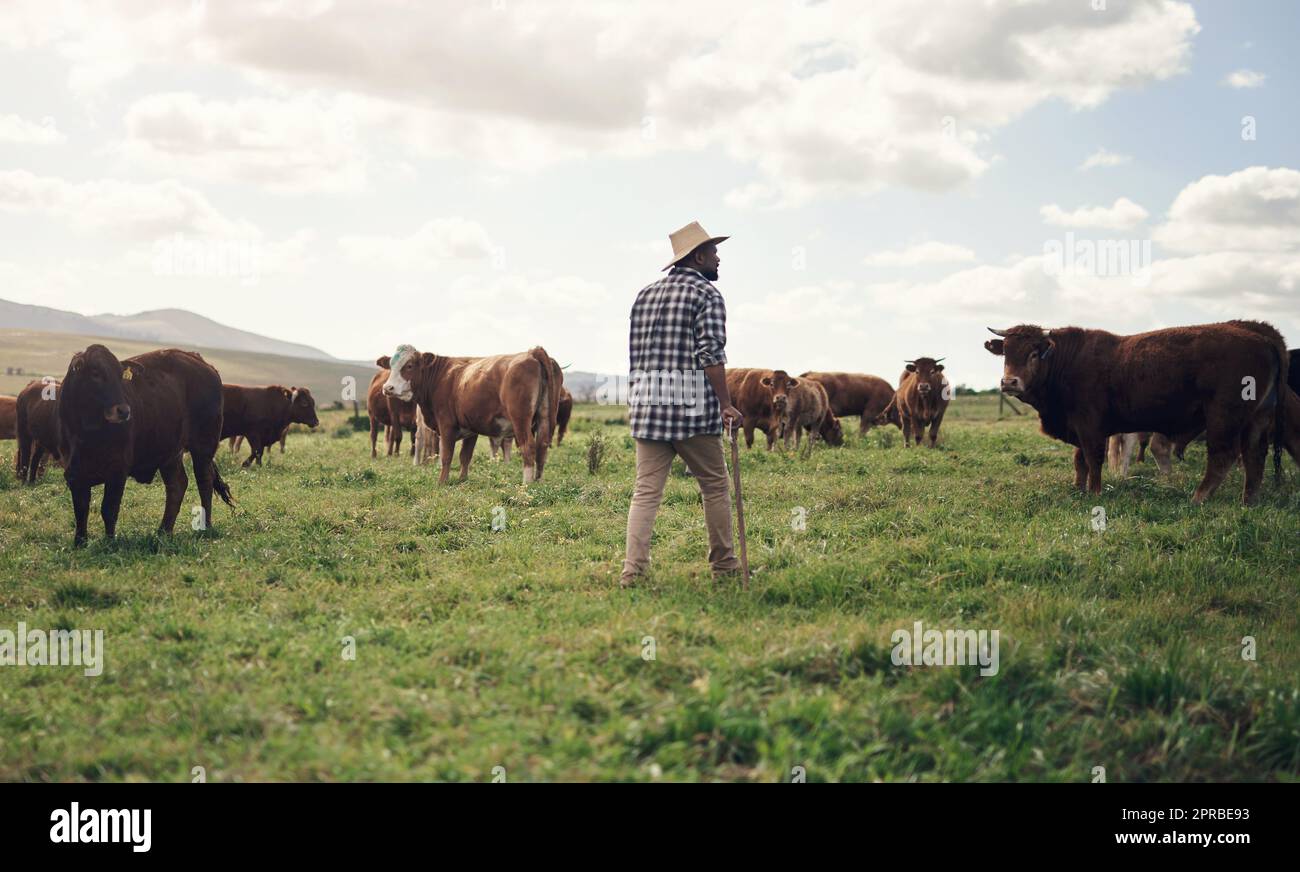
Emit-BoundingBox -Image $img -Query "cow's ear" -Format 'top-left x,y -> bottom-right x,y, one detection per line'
69,352 -> 84,374
419,352 -> 435,367
281,387 -> 293,399
935,364 -> 944,372
984,339 -> 1004,356
787,378 -> 799,388
905,363 -> 917,372
376,356 -> 391,368
760,376 -> 772,387
1041,340 -> 1055,360
122,361 -> 144,381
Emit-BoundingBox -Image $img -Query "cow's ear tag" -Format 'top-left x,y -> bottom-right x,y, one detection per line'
122,367 -> 133,381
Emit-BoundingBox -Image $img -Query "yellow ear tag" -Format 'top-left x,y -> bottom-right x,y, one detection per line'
122,367 -> 133,381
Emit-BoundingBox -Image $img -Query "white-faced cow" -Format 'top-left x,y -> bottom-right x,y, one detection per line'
381,344 -> 556,485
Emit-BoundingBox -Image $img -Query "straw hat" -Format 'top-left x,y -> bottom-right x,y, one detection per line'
663,221 -> 729,270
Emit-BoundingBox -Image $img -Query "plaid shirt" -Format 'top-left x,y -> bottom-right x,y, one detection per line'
628,265 -> 728,441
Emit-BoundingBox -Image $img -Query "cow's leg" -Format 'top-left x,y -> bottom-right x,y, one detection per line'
1083,438 -> 1106,495
390,425 -> 403,457
242,436 -> 262,468
1241,417 -> 1271,505
437,431 -> 455,485
158,457 -> 188,534
743,422 -> 754,449
802,427 -> 816,459
534,426 -> 550,482
1149,434 -> 1173,474
193,451 -> 217,531
502,439 -> 511,463
279,429 -> 287,453
1106,435 -> 1122,476
67,471 -> 92,546
369,417 -> 380,458
928,412 -> 944,448
100,473 -> 126,539
512,417 -> 539,484
458,433 -> 478,481
26,444 -> 45,485
1072,446 -> 1087,490
859,413 -> 870,436
1192,422 -> 1238,504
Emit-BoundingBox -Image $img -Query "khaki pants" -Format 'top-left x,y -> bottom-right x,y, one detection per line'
622,434 -> 741,582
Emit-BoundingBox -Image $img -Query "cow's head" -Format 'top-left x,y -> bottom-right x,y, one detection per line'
62,344 -> 137,430
985,326 -> 1054,397
381,344 -> 432,402
904,357 -> 946,398
287,386 -> 319,428
873,399 -> 902,429
819,411 -> 844,446
760,370 -> 798,415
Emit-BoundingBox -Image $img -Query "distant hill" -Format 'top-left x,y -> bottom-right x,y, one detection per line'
0,328 -> 376,404
0,298 -> 336,361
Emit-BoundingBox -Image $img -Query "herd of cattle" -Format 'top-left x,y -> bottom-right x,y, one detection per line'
0,319 -> 1298,545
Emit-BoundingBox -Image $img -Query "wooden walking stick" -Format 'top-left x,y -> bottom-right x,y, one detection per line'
727,420 -> 750,590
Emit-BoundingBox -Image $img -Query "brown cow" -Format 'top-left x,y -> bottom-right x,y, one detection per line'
380,344 -> 556,484
367,366 -> 418,458
985,321 -> 1289,504
726,367 -> 798,449
0,394 -> 14,441
15,378 -> 63,483
799,372 -> 900,435
58,345 -> 233,546
781,378 -> 843,451
892,357 -> 950,448
221,385 -> 319,467
556,387 -> 573,445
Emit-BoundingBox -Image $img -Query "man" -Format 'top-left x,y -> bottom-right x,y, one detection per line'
623,221 -> 744,587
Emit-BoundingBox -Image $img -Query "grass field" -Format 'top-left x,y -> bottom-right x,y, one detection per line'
1,395 -> 1297,782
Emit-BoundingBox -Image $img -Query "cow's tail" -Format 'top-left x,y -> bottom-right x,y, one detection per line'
879,393 -> 898,424
528,346 -> 553,448
211,462 -> 235,507
1272,343 -> 1286,485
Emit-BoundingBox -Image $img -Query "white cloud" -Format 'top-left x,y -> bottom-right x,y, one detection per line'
1223,69 -> 1266,89
0,169 -> 256,240
1078,148 -> 1131,171
0,113 -> 64,145
114,92 -> 367,194
1040,197 -> 1149,230
339,219 -> 496,270
1,0 -> 1201,204
1154,166 -> 1300,254
863,241 -> 976,267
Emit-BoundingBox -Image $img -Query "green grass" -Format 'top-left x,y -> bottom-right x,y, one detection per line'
1,396 -> 1297,782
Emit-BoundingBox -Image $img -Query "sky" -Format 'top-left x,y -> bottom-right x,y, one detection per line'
1,0 -> 1297,389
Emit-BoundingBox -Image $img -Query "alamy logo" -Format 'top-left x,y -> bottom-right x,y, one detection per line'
49,803 -> 151,852
890,621 -> 1000,676
0,622 -> 104,676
